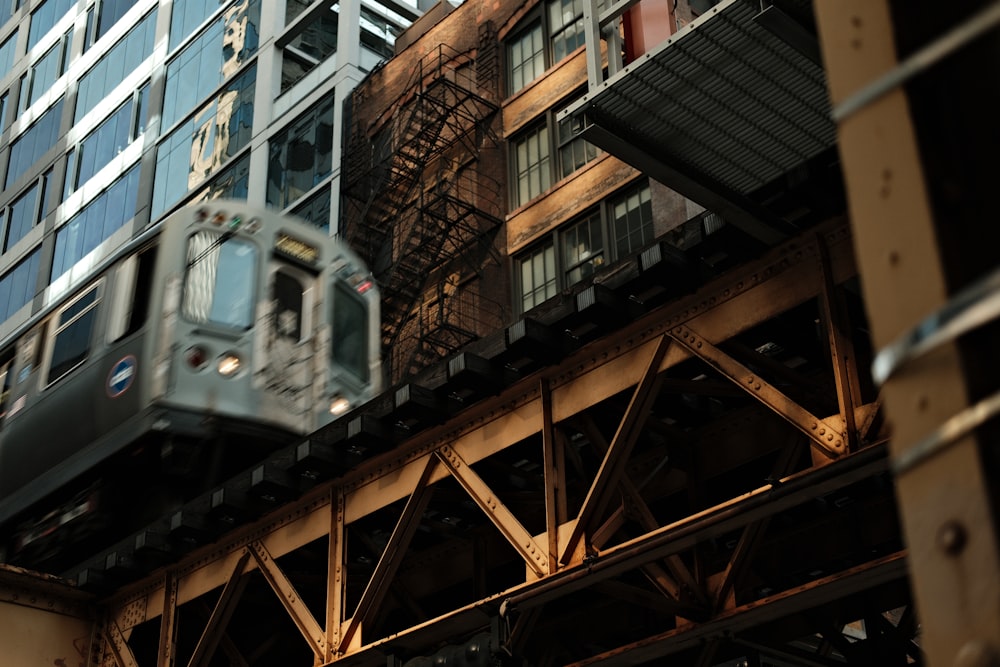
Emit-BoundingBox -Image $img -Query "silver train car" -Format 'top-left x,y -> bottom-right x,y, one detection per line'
0,201 -> 382,560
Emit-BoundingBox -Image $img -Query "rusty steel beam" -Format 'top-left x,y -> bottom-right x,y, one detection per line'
560,335 -> 670,565
94,222 -> 859,662
157,573 -> 178,667
667,325 -> 846,458
339,456 -> 437,653
436,445 -> 549,577
814,3 -> 1000,666
563,552 -> 907,667
248,541 -> 326,659
187,550 -> 251,667
105,617 -> 140,667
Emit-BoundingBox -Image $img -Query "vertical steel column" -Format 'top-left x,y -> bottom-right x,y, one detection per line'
814,2 -> 1000,665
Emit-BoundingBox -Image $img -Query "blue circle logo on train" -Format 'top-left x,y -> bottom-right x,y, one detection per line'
107,356 -> 137,398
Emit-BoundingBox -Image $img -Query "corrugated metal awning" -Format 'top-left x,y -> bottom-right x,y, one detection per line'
565,0 -> 835,244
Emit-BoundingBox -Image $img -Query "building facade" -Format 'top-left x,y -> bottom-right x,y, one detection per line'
343,0 -> 721,383
0,0 -> 422,342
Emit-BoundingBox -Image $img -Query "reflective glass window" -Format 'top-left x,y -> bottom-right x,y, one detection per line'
183,231 -> 256,329
291,186 -> 330,233
189,151 -> 251,206
169,0 -> 231,51
75,9 -> 156,122
23,33 -> 69,111
152,64 -> 256,216
280,3 -> 337,93
0,247 -> 40,323
267,95 -> 334,209
66,85 -> 147,194
28,0 -> 73,48
51,164 -> 140,282
557,99 -> 599,177
0,30 -> 17,79
96,0 -> 138,41
5,97 -> 63,190
4,176 -> 47,252
0,0 -> 16,26
162,0 -> 260,128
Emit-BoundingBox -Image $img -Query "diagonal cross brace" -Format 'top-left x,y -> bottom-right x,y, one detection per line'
437,444 -> 549,576
668,325 -> 846,458
249,541 -> 327,659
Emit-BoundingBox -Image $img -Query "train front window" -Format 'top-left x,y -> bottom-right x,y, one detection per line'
48,286 -> 100,386
332,281 -> 368,383
183,231 -> 257,329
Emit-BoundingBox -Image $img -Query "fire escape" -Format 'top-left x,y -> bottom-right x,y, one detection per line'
343,45 -> 504,382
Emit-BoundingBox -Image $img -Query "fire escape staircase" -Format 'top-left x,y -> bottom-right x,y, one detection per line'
343,45 -> 502,379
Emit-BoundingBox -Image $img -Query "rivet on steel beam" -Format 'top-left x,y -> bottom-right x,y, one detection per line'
938,520 -> 968,556
819,428 -> 826,436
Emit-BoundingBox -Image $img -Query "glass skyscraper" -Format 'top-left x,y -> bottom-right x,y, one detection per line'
0,0 -> 418,339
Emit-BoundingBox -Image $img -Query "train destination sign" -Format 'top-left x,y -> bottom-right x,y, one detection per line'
275,233 -> 319,265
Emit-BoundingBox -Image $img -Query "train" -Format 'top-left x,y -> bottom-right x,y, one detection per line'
0,201 -> 382,564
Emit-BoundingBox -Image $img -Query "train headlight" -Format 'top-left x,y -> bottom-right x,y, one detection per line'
329,395 -> 351,416
217,352 -> 242,377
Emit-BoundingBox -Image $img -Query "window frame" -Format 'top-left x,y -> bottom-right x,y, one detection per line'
505,0 -> 598,96
513,179 -> 652,314
44,281 -> 101,387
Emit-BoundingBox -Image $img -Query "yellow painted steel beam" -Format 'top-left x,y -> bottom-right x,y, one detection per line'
248,541 -> 326,659
668,324 -> 846,457
814,2 -> 1000,665
187,550 -> 251,667
436,445 -> 549,577
338,456 -> 438,653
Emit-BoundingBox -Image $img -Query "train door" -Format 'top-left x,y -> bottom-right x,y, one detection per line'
256,261 -> 318,432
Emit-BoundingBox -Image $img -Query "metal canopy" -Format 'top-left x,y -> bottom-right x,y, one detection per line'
566,0 -> 836,245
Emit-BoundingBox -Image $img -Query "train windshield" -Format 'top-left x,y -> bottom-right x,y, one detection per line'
332,281 -> 368,382
183,231 -> 257,329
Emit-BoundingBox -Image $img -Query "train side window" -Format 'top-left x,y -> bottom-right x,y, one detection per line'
183,231 -> 257,329
47,285 -> 100,386
108,246 -> 157,342
332,281 -> 368,383
272,270 -> 303,341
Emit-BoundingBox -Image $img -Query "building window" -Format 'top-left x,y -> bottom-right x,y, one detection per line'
507,22 -> 544,95
20,30 -> 71,112
153,64 -> 256,217
0,247 -> 40,324
267,95 -> 334,209
51,164 -> 140,282
5,97 -> 63,190
518,242 -> 556,312
514,180 -> 651,313
3,174 -> 49,253
0,0 -> 20,27
0,30 -> 17,80
188,151 -> 252,207
162,0 -> 260,129
506,0 -> 599,95
562,211 -> 603,284
170,0 -> 236,51
75,9 -> 157,122
512,123 -> 551,208
65,84 -> 148,196
611,181 -> 653,256
84,0 -> 142,52
510,95 -> 599,206
291,186 -> 331,233
556,99 -> 599,178
28,0 -> 73,49
280,1 -> 338,93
